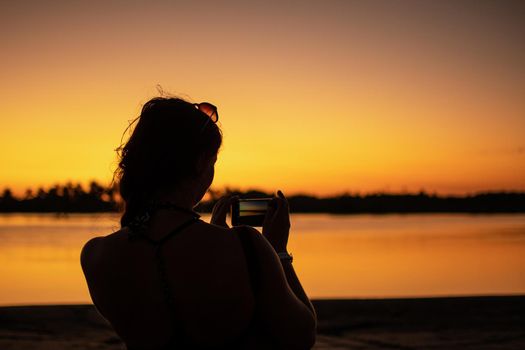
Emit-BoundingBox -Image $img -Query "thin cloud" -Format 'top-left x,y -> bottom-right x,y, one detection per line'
476,146 -> 524,156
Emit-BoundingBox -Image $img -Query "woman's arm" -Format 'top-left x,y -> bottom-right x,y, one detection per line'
210,191 -> 317,349
253,190 -> 317,349
280,259 -> 317,318
262,190 -> 316,318
246,227 -> 317,350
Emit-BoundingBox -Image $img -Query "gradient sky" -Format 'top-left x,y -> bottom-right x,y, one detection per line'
1,0 -> 524,196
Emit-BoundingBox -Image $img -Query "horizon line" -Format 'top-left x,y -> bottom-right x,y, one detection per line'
1,181 -> 525,200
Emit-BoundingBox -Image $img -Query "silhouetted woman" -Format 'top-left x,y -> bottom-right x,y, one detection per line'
81,97 -> 317,349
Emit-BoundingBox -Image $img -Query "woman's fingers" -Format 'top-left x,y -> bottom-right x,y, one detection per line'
275,190 -> 290,227
211,202 -> 228,227
277,190 -> 289,211
210,195 -> 237,228
262,190 -> 291,252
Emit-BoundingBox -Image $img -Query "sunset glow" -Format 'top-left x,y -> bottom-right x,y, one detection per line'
1,1 -> 524,196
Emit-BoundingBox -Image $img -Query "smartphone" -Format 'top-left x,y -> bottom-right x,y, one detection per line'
231,198 -> 272,227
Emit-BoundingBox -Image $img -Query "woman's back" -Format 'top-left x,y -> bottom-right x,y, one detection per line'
81,215 -> 269,349
81,96 -> 316,349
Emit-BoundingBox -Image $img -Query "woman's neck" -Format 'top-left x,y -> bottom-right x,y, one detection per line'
155,201 -> 201,218
153,187 -> 196,211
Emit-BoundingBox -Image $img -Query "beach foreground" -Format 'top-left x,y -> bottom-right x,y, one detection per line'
1,296 -> 524,349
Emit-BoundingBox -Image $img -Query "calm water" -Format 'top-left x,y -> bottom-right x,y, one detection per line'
0,213 -> 524,306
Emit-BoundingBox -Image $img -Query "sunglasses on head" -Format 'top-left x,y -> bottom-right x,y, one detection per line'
194,102 -> 219,132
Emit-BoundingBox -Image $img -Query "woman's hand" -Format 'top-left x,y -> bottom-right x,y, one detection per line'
210,195 -> 237,228
262,190 -> 291,253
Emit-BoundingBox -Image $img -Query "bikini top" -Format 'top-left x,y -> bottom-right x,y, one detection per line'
126,215 -> 261,350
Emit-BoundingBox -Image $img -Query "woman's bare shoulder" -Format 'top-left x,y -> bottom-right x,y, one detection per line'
195,222 -> 258,249
80,228 -> 126,271
232,225 -> 278,256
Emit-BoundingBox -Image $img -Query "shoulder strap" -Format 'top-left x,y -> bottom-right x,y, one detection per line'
236,226 -> 260,295
139,217 -> 199,245
148,218 -> 199,348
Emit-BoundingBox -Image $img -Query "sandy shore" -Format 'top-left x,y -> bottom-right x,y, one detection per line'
1,296 -> 524,349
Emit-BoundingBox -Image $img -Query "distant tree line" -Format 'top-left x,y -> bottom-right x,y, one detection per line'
0,182 -> 524,213
0,182 -> 117,213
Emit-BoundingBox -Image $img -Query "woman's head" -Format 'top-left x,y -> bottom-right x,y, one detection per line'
114,96 -> 222,227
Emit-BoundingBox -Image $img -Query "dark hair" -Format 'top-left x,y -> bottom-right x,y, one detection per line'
114,97 -> 222,228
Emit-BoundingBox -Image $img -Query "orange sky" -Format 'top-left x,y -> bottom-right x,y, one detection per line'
1,0 -> 524,196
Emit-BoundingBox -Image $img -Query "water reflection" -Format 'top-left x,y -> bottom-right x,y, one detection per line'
0,213 -> 524,305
